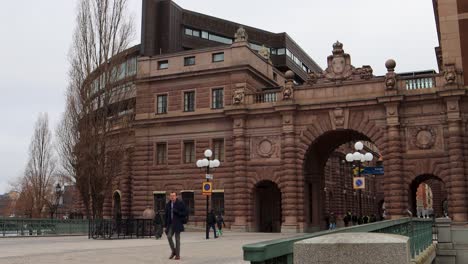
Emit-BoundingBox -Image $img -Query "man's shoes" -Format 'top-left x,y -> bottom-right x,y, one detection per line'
169,253 -> 176,259
174,256 -> 180,260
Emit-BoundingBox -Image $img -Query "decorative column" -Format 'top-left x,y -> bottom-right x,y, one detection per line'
281,109 -> 299,232
383,102 -> 406,219
445,97 -> 467,222
231,115 -> 249,231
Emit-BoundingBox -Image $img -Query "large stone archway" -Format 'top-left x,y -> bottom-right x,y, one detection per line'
299,128 -> 382,231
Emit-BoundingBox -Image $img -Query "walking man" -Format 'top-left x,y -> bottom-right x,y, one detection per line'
216,213 -> 225,236
165,192 -> 187,260
206,209 -> 217,239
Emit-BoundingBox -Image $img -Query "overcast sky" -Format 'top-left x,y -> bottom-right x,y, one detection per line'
0,0 -> 437,194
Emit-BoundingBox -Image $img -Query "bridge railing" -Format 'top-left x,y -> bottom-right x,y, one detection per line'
88,219 -> 156,239
0,218 -> 88,237
243,218 -> 434,264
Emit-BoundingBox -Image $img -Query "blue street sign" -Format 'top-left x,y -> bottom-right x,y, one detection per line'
361,166 -> 384,175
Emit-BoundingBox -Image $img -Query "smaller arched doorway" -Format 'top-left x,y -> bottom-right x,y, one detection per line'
254,181 -> 282,233
409,175 -> 447,218
113,191 -> 122,219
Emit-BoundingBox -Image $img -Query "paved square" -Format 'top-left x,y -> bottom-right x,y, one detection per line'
0,232 -> 300,264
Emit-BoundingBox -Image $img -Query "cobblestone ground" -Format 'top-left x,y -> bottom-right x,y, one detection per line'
0,232 -> 299,264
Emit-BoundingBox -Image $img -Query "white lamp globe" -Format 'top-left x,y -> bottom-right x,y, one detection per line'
209,160 -> 214,168
365,152 -> 374,162
212,159 -> 220,168
345,153 -> 354,162
354,141 -> 364,151
196,160 -> 203,168
202,158 -> 209,167
360,154 -> 366,162
353,152 -> 361,161
204,149 -> 213,158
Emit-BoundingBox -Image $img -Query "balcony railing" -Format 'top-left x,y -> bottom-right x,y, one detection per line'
404,77 -> 435,90
243,218 -> 434,264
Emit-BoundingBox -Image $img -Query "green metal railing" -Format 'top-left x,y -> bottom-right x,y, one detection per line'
243,218 -> 434,264
0,218 -> 88,237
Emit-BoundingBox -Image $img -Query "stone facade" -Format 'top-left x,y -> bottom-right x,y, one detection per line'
79,0 -> 468,233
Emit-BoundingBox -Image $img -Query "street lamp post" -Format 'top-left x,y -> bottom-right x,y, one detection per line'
196,149 -> 220,239
345,142 -> 373,218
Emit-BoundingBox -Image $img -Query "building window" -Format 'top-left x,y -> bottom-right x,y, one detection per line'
211,88 -> 224,109
184,56 -> 195,66
211,193 -> 224,215
181,192 -> 195,216
201,31 -> 209,39
273,72 -> 278,81
212,52 -> 224,62
213,139 -> 224,161
184,91 -> 195,112
153,193 -> 166,213
156,143 -> 167,165
158,60 -> 169,70
184,141 -> 195,163
156,94 -> 167,114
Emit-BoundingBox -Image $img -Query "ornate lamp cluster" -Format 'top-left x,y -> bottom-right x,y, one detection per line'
196,149 -> 220,169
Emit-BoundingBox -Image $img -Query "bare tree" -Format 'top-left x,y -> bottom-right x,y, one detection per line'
19,114 -> 57,218
56,0 -> 135,219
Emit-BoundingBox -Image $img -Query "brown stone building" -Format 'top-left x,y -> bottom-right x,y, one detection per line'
81,0 -> 468,232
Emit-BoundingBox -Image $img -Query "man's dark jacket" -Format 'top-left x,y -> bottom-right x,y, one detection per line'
164,199 -> 187,233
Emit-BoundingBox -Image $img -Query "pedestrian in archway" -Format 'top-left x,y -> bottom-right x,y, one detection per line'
165,191 -> 187,260
328,212 -> 336,230
216,212 -> 225,236
206,209 -> 218,239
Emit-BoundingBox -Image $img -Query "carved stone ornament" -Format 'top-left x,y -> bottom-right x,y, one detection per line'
444,64 -> 457,85
234,26 -> 248,42
256,138 -> 276,158
232,89 -> 245,105
308,41 -> 374,84
384,59 -> 397,90
333,108 -> 344,127
410,126 -> 436,150
307,72 -> 321,85
323,41 -> 354,81
282,70 -> 295,100
258,45 -> 270,60
355,65 -> 373,80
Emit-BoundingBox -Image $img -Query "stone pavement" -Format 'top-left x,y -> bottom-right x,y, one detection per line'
0,231 -> 298,264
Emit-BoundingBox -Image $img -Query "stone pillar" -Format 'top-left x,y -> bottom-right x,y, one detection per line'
383,102 -> 405,219
281,110 -> 299,232
435,218 -> 456,264
294,233 -> 410,264
444,97 -> 467,222
447,119 -> 467,222
231,116 -> 248,231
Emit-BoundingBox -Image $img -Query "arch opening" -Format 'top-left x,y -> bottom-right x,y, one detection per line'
253,180 -> 282,233
409,174 -> 447,218
303,129 -> 383,232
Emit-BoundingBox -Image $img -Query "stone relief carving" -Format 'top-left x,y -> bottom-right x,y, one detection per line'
409,126 -> 437,150
384,59 -> 397,90
234,26 -> 248,42
444,64 -> 457,86
251,136 -> 280,160
258,45 -> 270,60
333,108 -> 345,127
233,89 -> 245,105
306,41 -> 374,85
282,70 -> 295,100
